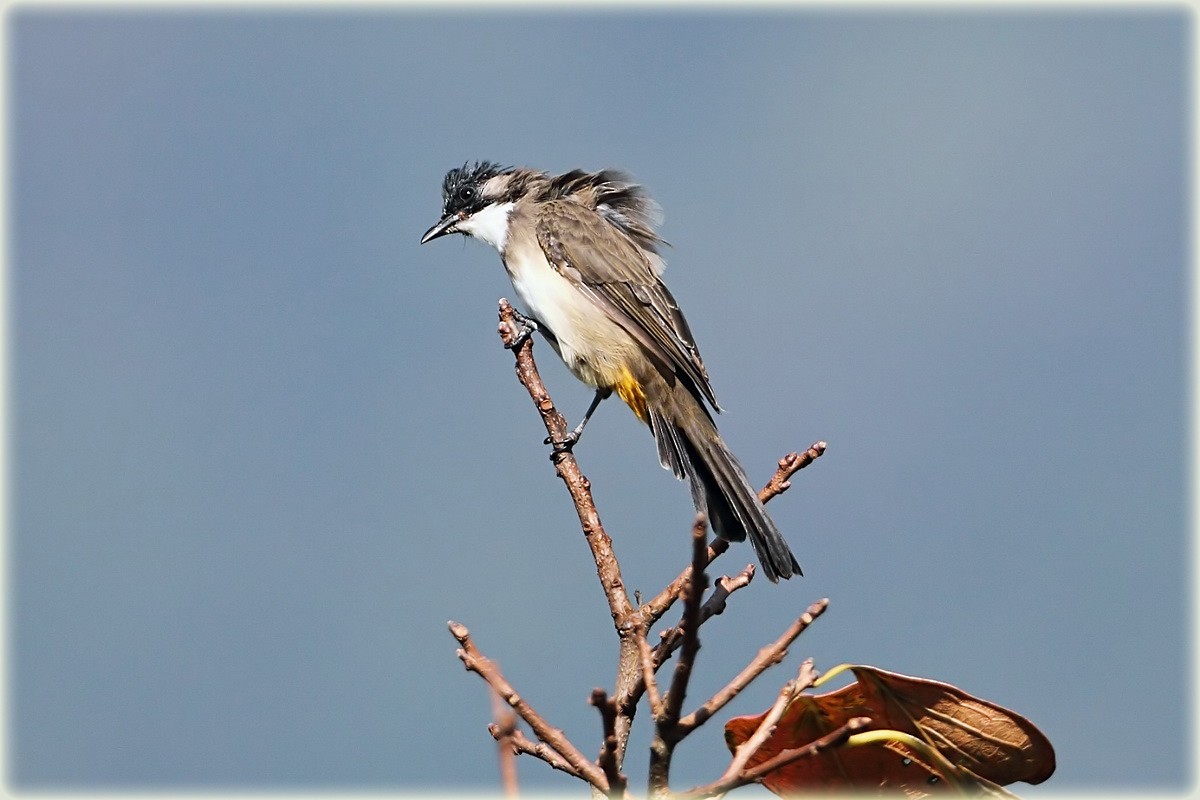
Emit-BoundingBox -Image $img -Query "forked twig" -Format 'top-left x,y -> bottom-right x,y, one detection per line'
485,299 -> 830,789
722,659 -> 819,780
489,725 -> 581,779
676,598 -> 830,736
449,620 -> 608,791
652,563 -> 757,668
678,715 -> 873,799
642,442 -> 827,626
744,715 -> 872,780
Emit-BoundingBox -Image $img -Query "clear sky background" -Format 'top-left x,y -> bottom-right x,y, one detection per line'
5,5 -> 1191,796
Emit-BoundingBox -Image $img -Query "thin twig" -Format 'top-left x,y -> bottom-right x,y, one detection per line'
489,690 -> 520,797
494,298 -> 830,782
489,725 -> 582,779
497,299 -> 636,630
675,598 -> 829,736
641,441 -> 826,627
450,620 -> 608,791
704,565 -> 757,616
661,515 -> 709,729
641,540 -> 730,627
678,715 -> 872,799
743,715 -> 874,781
498,299 -> 649,766
636,624 -> 665,719
652,563 -> 756,668
722,659 -> 818,780
639,525 -> 823,766
647,516 -> 710,796
503,300 -> 728,774
760,443 -> 827,504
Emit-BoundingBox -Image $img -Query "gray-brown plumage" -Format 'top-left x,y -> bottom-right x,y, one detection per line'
422,163 -> 801,581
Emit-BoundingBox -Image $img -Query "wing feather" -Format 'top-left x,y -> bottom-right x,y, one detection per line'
535,199 -> 720,411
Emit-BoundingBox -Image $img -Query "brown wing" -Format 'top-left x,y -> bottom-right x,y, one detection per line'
535,199 -> 719,410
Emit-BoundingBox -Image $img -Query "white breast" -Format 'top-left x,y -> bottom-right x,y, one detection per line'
456,205 -> 584,345
501,237 -> 634,388
458,202 -> 637,387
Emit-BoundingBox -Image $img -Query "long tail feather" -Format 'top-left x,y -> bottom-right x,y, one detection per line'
648,399 -> 801,582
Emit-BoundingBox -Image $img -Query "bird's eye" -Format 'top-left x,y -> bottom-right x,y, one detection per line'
457,186 -> 476,203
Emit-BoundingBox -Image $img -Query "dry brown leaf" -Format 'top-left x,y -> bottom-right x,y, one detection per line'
725,664 -> 1055,795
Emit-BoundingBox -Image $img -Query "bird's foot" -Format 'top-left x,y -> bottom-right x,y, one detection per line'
504,310 -> 539,350
545,429 -> 580,457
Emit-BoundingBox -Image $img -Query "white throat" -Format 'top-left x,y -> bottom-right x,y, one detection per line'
458,201 -> 515,252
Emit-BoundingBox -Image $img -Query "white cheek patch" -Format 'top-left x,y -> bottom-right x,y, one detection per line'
458,202 -> 515,252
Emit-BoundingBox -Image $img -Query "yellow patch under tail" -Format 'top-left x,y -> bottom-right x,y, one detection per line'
614,367 -> 649,422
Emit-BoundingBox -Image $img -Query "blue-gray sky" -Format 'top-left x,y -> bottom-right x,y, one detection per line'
6,5 -> 1191,795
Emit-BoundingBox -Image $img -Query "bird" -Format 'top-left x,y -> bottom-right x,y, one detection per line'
420,162 -> 801,581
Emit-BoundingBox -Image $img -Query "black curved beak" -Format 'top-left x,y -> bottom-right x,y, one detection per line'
420,213 -> 459,245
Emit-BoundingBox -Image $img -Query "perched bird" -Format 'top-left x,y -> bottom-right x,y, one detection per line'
421,163 -> 801,581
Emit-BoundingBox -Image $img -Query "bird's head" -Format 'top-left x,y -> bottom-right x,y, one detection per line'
420,161 -> 520,250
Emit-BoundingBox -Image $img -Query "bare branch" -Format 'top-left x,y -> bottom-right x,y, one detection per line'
489,691 -> 520,797
497,299 -> 636,630
760,442 -> 827,504
621,563 -> 825,758
591,688 -> 627,798
635,624 -> 665,719
498,300 -> 657,765
489,725 -> 583,779
652,563 -> 756,668
647,516 -> 710,796
721,659 -> 818,781
490,298 -> 834,790
704,565 -> 757,616
743,715 -> 872,780
661,515 -> 709,729
641,441 -> 827,627
675,598 -> 829,736
641,540 -> 730,627
678,715 -> 873,799
449,620 -> 608,791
